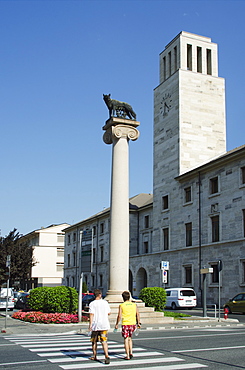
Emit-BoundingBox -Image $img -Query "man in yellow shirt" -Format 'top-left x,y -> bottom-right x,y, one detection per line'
115,291 -> 140,360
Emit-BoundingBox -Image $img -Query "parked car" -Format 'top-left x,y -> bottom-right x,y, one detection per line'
0,288 -> 15,310
165,287 -> 197,310
224,293 -> 245,314
82,294 -> 95,311
15,292 -> 30,310
82,292 -> 94,298
13,291 -> 25,303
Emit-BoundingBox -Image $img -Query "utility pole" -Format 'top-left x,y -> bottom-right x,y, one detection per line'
3,255 -> 11,332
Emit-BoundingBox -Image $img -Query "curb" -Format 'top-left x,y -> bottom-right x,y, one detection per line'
1,314 -> 244,336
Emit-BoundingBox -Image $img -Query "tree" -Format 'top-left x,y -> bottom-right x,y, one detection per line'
0,229 -> 36,289
82,281 -> 88,293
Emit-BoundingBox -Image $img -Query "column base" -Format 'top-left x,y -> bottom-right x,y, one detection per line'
105,290 -> 124,303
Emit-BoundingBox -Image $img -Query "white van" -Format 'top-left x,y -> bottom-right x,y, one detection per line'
165,288 -> 197,309
0,288 -> 15,310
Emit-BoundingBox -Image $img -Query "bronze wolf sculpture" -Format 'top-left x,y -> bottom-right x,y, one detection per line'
103,94 -> 137,120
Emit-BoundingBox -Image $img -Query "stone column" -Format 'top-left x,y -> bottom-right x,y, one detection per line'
103,117 -> 140,302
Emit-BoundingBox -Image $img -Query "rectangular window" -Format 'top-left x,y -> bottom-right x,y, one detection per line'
185,266 -> 192,284
73,252 -> 76,266
68,254 -> 70,267
56,262 -> 63,272
184,186 -> 191,203
57,247 -> 64,257
100,223 -> 104,234
99,274 -> 103,287
187,44 -> 192,70
162,195 -> 169,210
92,275 -> 95,287
197,46 -> 202,73
143,241 -> 149,254
57,233 -> 64,243
93,226 -> 97,236
168,51 -> 171,76
243,261 -> 245,283
174,46 -> 177,71
163,228 -> 169,250
241,167 -> 245,184
211,264 -> 219,283
144,215 -> 149,229
68,235 -> 71,244
100,246 -> 104,262
212,215 -> 219,242
185,222 -> 192,246
210,176 -> 219,194
243,210 -> 245,237
73,233 -> 76,242
207,49 -> 212,75
163,56 -> 166,81
93,248 -> 96,264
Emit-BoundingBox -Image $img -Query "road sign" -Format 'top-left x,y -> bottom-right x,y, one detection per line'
6,255 -> 11,268
162,269 -> 167,283
160,261 -> 169,270
218,260 -> 223,272
200,267 -> 213,274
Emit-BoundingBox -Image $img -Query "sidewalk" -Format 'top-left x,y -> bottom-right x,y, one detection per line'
0,313 -> 242,336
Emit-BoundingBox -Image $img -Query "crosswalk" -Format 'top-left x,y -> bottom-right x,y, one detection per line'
4,334 -> 208,369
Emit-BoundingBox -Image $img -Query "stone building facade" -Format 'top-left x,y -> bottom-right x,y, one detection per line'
63,31 -> 245,306
63,194 -> 152,296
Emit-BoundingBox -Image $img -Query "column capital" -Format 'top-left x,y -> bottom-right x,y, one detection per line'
103,118 -> 140,145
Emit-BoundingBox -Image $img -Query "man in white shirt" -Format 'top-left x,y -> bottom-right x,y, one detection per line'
89,289 -> 111,364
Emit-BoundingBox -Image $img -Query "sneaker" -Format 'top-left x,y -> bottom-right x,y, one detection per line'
105,357 -> 110,364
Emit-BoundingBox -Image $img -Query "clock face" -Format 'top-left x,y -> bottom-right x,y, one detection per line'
160,93 -> 172,117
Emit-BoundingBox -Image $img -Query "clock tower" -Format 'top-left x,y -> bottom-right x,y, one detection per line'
153,31 -> 226,252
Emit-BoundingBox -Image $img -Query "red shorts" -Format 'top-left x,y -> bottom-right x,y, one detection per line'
121,325 -> 136,338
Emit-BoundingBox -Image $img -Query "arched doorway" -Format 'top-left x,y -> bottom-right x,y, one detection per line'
129,269 -> 133,295
136,267 -> 147,296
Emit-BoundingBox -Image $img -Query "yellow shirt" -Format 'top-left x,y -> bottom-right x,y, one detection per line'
120,301 -> 137,325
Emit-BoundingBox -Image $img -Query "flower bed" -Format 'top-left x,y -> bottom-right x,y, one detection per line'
12,311 -> 89,324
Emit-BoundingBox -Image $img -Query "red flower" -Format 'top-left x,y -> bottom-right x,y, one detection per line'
12,311 -> 80,324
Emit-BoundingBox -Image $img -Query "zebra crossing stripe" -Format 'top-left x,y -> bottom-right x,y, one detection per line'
28,343 -> 124,352
49,351 -> 165,363
8,338 -> 89,345
38,347 -> 146,357
60,356 -> 184,369
125,365 -> 207,370
21,339 -> 113,348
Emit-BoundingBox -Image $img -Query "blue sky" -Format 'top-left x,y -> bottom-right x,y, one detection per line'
1,0 -> 245,237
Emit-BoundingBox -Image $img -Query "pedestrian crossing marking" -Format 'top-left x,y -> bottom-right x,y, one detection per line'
3,334 -> 208,369
38,347 -> 146,357
60,357 -> 184,369
28,343 -> 124,352
49,351 -> 165,363
127,365 -> 207,370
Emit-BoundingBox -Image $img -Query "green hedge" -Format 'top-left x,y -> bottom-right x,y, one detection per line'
28,286 -> 78,314
139,287 -> 166,311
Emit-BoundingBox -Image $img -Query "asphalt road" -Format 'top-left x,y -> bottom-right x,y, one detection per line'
1,325 -> 245,369
172,308 -> 245,323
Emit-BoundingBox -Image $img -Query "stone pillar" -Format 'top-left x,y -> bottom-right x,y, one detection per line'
103,117 -> 140,302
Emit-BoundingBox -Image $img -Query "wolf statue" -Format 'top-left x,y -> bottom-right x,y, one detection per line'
103,94 -> 137,120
